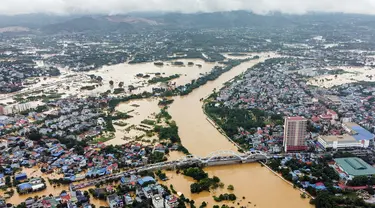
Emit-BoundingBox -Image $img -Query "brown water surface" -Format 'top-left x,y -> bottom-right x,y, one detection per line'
162,163 -> 313,208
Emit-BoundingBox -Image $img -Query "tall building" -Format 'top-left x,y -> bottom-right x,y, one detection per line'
283,116 -> 308,152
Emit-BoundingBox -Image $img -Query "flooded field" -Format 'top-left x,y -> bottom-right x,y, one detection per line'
106,98 -> 161,146
308,66 -> 375,88
91,59 -> 218,94
0,59 -> 217,103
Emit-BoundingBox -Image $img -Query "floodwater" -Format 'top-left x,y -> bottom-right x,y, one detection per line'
163,53 -> 311,207
167,151 -> 187,161
169,53 -> 276,157
5,167 -> 69,205
4,53 -> 313,207
162,163 -> 313,208
308,65 -> 375,88
80,187 -> 112,207
5,168 -> 110,207
92,59 -> 217,94
110,52 -> 312,207
106,98 -> 161,146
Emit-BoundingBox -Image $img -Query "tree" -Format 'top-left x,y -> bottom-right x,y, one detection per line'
5,176 -> 11,187
199,201 -> 207,208
128,85 -> 135,92
27,130 -> 42,141
227,185 -> 234,191
183,167 -> 208,181
212,176 -> 220,183
367,186 -> 375,195
118,82 -> 124,88
347,175 -> 368,186
149,152 -> 166,163
109,80 -> 114,86
315,192 -> 336,208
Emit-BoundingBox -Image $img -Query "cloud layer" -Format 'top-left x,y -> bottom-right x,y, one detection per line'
1,0 -> 375,15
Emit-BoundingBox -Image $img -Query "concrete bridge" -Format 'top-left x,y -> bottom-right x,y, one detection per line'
72,150 -> 270,190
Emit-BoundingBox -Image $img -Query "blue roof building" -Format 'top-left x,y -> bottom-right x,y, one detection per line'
17,183 -> 32,192
343,122 -> 374,141
137,176 -> 156,186
351,126 -> 374,141
15,173 -> 27,181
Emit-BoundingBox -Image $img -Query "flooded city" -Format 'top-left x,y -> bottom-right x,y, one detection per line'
2,52 -> 313,207
2,8 -> 375,208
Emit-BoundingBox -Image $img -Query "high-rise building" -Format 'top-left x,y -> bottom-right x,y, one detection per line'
283,116 -> 308,152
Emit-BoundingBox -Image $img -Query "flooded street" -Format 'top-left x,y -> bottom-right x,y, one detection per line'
5,168 -> 69,205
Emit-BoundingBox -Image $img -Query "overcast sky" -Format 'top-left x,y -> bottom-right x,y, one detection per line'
1,0 -> 375,15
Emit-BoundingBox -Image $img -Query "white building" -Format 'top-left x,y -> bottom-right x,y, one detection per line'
318,135 -> 369,150
152,195 -> 171,208
31,183 -> 45,191
318,122 -> 374,150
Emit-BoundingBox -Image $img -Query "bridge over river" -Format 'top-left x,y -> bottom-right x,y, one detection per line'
72,150 -> 271,190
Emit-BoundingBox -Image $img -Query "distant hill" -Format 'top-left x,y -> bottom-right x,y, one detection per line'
0,26 -> 30,33
38,11 -> 296,33
151,11 -> 294,28
0,14 -> 75,28
106,15 -> 161,26
1,11 -> 375,34
41,16 -> 134,33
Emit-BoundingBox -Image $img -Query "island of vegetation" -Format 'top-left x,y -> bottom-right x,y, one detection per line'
148,74 -> 180,84
154,62 -> 164,66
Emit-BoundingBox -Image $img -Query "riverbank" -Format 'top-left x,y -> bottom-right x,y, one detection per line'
260,161 -> 315,199
202,103 -> 245,152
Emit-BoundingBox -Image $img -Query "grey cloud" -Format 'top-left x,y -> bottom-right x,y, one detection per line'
1,0 -> 375,15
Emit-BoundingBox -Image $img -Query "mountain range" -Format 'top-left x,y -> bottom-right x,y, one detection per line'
0,11 -> 375,34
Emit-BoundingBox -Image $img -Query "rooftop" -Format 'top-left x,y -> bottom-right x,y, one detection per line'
344,122 -> 374,141
137,176 -> 156,186
320,135 -> 356,143
286,116 -> 307,121
335,157 -> 375,176
326,95 -> 341,102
